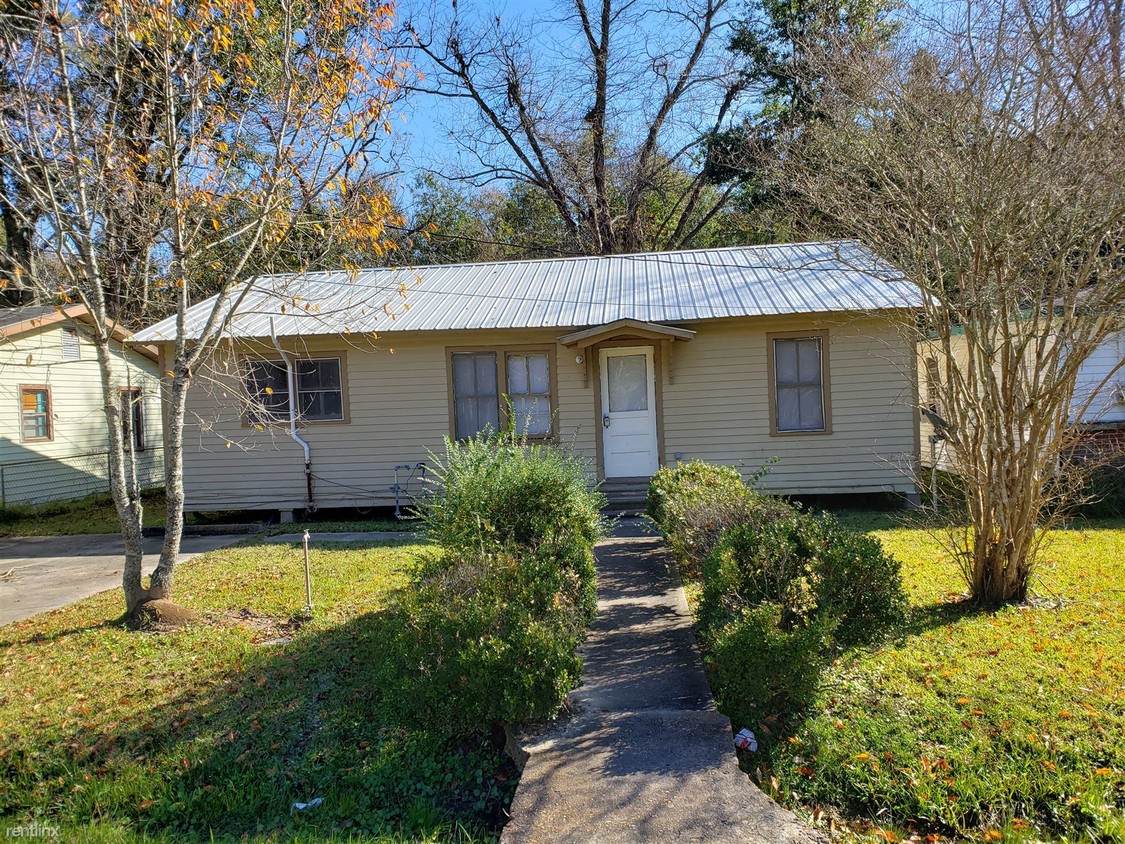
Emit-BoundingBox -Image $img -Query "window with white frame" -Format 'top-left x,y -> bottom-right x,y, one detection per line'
772,336 -> 827,433
244,357 -> 344,423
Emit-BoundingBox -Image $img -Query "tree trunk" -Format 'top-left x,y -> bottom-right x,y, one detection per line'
148,364 -> 189,600
94,336 -> 148,614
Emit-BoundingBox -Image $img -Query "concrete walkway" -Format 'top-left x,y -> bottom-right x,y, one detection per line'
0,533 -> 248,626
502,520 -> 823,844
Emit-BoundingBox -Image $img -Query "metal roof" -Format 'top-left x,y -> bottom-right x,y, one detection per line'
132,240 -> 921,343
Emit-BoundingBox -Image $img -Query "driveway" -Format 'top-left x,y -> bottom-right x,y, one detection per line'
0,533 -> 250,626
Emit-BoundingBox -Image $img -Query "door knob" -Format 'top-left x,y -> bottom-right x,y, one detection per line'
603,414 -> 611,428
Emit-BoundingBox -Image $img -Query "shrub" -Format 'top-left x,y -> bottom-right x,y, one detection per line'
646,460 -> 791,571
700,512 -> 906,650
418,432 -> 605,621
386,433 -> 606,733
705,603 -> 833,733
382,546 -> 586,733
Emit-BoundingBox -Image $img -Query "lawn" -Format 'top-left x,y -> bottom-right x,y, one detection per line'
0,538 -> 515,842
766,513 -> 1125,842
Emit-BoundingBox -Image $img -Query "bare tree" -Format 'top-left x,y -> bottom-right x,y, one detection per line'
780,0 -> 1125,604
404,0 -> 746,255
0,0 -> 406,617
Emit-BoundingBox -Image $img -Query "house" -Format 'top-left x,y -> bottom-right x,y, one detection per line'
132,241 -> 924,517
0,304 -> 163,506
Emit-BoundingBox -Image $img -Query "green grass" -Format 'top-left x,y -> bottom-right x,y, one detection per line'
763,514 -> 1125,842
0,539 -> 515,842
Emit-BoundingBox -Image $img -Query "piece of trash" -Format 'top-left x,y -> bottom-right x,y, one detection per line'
734,728 -> 758,752
291,797 -> 324,813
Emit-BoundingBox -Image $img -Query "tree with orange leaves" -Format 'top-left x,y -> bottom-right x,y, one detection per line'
0,0 -> 407,616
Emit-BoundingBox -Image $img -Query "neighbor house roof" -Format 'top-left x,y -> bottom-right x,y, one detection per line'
0,303 -> 158,361
132,240 -> 921,343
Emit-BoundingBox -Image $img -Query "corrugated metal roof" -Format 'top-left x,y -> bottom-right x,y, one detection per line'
132,240 -> 921,343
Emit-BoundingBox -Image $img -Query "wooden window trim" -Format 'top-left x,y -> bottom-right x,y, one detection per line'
239,351 -> 351,428
766,330 -> 832,436
446,344 -> 559,440
118,387 -> 145,452
19,384 -> 53,443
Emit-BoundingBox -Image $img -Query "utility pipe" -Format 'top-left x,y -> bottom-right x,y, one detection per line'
270,318 -> 315,511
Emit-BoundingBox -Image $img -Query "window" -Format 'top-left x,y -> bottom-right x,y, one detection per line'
120,388 -> 145,451
20,386 -> 52,441
61,327 -> 80,361
770,334 -> 829,434
244,357 -> 345,423
450,348 -> 554,439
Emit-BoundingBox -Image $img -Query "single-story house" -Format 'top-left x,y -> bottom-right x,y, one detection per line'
132,241 -> 924,516
0,304 -> 163,506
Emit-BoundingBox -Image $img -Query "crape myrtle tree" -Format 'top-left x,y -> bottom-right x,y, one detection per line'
779,0 -> 1125,604
403,0 -> 749,255
0,0 -> 407,616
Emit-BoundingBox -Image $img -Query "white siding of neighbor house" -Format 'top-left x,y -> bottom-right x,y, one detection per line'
172,313 -> 919,512
1072,332 -> 1125,425
0,322 -> 163,504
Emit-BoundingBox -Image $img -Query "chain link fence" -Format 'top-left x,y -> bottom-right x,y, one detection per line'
0,448 -> 164,507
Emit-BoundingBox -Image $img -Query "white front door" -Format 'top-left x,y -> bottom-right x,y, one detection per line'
600,346 -> 659,478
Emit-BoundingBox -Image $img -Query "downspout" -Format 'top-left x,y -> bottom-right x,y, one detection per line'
270,318 -> 315,512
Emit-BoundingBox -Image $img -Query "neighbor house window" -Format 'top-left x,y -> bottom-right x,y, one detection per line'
244,357 -> 345,423
450,348 -> 554,439
924,357 -> 941,412
770,333 -> 829,434
120,388 -> 145,451
61,327 -> 80,360
20,386 -> 52,441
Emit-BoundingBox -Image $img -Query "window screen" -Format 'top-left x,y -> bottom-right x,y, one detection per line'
121,389 -> 145,451
774,337 -> 825,432
452,352 -> 499,438
20,387 -> 51,440
506,352 -> 552,435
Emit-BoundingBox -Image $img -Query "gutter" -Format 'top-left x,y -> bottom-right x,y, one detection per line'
269,318 -> 315,512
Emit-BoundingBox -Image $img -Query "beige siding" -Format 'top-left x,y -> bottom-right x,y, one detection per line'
0,322 -> 162,504
177,315 -> 919,512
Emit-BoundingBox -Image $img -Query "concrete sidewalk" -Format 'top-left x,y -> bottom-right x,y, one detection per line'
501,520 -> 823,844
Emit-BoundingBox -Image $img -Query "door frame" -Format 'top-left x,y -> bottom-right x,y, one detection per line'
593,340 -> 665,481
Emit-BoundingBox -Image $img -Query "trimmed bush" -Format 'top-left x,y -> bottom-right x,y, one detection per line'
705,603 -> 834,734
382,546 -> 586,733
700,512 -> 906,650
646,460 -> 791,571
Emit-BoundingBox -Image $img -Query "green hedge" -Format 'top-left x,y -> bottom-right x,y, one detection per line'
383,433 -> 605,733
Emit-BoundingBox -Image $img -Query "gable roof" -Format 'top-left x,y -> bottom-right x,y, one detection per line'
0,303 -> 158,361
132,240 -> 922,343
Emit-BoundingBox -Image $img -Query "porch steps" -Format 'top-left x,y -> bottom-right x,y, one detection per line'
599,478 -> 649,515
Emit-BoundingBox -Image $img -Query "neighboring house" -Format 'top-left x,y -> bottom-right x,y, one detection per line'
919,329 -> 1125,471
0,304 -> 163,506
132,241 -> 924,516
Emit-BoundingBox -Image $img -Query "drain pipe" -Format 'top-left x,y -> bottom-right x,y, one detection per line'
270,318 -> 315,512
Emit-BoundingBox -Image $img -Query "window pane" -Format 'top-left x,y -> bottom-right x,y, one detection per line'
799,386 -> 824,430
607,354 -> 648,412
774,340 -> 799,385
776,386 -> 801,432
797,339 -> 821,385
452,353 -> 498,438
528,354 -> 549,394
512,395 -> 551,435
507,354 -> 529,395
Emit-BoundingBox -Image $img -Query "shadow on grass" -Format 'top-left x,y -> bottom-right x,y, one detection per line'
2,608 -> 517,842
